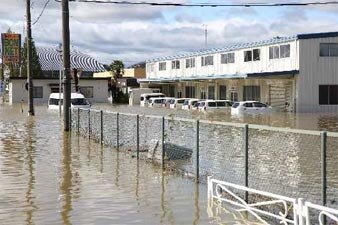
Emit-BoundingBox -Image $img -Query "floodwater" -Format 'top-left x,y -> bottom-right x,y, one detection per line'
94,104 -> 338,132
0,104 -> 254,225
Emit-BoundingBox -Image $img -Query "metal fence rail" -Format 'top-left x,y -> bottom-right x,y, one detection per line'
70,108 -> 338,213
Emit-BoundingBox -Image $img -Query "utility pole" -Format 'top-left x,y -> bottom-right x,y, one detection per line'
62,0 -> 71,131
26,0 -> 34,116
203,24 -> 208,48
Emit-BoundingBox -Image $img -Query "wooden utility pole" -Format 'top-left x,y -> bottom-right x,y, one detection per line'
26,0 -> 34,116
62,0 -> 71,131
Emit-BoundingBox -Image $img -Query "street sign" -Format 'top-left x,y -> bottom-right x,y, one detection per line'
1,33 -> 21,64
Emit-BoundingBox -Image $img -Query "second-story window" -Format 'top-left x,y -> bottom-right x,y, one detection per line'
320,43 -> 338,57
269,44 -> 290,59
201,55 -> 213,66
186,58 -> 195,68
244,49 -> 260,62
171,60 -> 180,69
159,62 -> 166,71
221,52 -> 235,64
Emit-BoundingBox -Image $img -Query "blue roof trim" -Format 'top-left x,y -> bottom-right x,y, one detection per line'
247,70 -> 299,77
297,32 -> 338,40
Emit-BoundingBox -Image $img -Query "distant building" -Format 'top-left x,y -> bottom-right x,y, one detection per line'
141,31 -> 338,113
8,47 -> 109,104
37,47 -> 107,78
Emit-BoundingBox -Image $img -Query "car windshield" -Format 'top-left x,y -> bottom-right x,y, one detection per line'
232,102 -> 239,108
71,98 -> 88,105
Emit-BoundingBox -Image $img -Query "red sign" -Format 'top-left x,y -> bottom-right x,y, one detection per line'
1,33 -> 21,64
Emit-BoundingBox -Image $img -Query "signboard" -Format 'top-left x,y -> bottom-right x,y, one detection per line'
1,33 -> 21,64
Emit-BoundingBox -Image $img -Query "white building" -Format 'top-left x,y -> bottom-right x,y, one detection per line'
141,31 -> 338,113
9,77 -> 109,104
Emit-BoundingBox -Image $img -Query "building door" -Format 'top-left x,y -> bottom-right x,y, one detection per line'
230,91 -> 238,102
269,82 -> 293,112
169,85 -> 175,97
243,86 -> 260,101
219,85 -> 227,100
185,86 -> 195,98
208,86 -> 215,99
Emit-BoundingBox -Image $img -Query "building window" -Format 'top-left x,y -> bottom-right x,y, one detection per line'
171,60 -> 180,69
269,44 -> 290,59
253,49 -> 260,61
159,62 -> 166,71
169,85 -> 175,97
79,86 -> 93,98
319,85 -> 338,105
33,86 -> 43,98
201,55 -> 213,66
185,58 -> 195,68
244,49 -> 260,62
243,86 -> 260,101
221,53 -> 235,64
280,44 -> 290,58
219,85 -> 227,100
208,86 -> 215,99
177,90 -> 182,98
320,43 -> 338,57
244,50 -> 252,62
185,86 -> 195,98
200,91 -> 206,99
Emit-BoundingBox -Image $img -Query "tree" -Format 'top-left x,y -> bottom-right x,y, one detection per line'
109,60 -> 125,99
21,38 -> 43,78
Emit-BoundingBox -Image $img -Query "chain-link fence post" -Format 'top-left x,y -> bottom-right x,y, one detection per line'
196,119 -> 200,183
116,112 -> 119,150
244,124 -> 249,203
100,110 -> 103,145
88,109 -> 91,139
321,131 -> 327,225
77,108 -> 80,134
162,116 -> 165,169
136,114 -> 140,159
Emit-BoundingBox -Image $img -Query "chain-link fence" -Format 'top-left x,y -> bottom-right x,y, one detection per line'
71,108 -> 338,209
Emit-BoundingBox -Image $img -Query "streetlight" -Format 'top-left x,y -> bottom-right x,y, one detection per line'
56,43 -> 62,116
202,24 -> 208,48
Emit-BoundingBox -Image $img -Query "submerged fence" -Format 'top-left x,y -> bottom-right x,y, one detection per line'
70,108 -> 338,211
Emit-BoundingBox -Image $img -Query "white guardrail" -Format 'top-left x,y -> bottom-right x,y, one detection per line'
207,177 -> 338,225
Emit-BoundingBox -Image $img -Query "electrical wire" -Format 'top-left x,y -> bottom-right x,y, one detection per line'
53,0 -> 338,7
32,0 -> 52,25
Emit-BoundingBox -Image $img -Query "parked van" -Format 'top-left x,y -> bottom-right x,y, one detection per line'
129,88 -> 161,106
231,101 -> 273,115
182,99 -> 199,110
169,98 -> 188,109
163,97 -> 175,108
148,97 -> 166,108
140,93 -> 165,107
48,93 -> 91,110
198,100 -> 232,112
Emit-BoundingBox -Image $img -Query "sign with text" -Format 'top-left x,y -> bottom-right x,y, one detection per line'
1,33 -> 21,64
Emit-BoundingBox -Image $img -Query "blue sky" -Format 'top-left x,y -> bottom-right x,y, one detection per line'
1,0 -> 338,65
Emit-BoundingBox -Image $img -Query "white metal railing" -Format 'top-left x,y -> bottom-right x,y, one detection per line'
208,177 -> 338,225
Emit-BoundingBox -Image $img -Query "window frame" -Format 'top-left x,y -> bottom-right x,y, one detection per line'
201,55 -> 214,66
159,62 -> 166,71
33,86 -> 43,98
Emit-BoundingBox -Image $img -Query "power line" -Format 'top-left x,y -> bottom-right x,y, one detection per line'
53,0 -> 338,7
32,0 -> 52,25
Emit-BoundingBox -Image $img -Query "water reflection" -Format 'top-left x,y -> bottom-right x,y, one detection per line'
25,117 -> 36,225
61,132 -> 72,225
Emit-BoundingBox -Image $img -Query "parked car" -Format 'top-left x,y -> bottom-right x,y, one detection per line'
148,97 -> 165,108
169,98 -> 188,109
198,100 -> 232,112
231,101 -> 273,115
163,97 -> 175,108
182,99 -> 199,110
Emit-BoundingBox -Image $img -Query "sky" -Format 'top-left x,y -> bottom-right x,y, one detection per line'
2,0 -> 338,66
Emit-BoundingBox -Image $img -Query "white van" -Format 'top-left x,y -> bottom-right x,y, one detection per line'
182,99 -> 199,110
129,88 -> 161,106
169,98 -> 188,109
48,93 -> 91,110
198,100 -> 232,112
140,93 -> 165,107
148,97 -> 166,108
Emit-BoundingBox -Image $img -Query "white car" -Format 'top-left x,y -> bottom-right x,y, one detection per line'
163,97 -> 175,108
48,92 -> 91,110
169,98 -> 188,109
198,100 -> 232,112
231,101 -> 273,115
148,97 -> 165,108
182,99 -> 199,110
